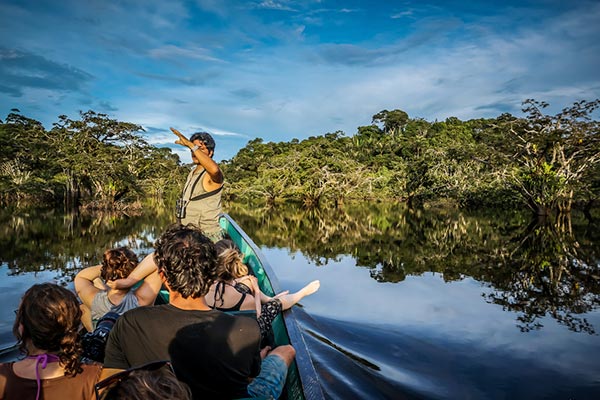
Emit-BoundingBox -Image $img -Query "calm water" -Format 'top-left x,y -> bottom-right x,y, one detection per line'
1,202 -> 599,399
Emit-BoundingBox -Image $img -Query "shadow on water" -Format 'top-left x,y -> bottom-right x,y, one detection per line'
228,201 -> 600,399
295,307 -> 598,400
294,308 -> 425,400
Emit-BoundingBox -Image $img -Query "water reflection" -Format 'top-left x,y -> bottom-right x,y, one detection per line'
484,217 -> 600,334
1,201 -> 598,338
0,201 -> 599,398
227,202 -> 600,334
0,205 -> 173,280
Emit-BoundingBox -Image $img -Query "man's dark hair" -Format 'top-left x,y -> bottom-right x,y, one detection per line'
189,131 -> 215,153
153,224 -> 219,299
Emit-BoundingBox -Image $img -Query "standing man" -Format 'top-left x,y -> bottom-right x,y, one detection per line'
171,127 -> 224,242
101,224 -> 296,399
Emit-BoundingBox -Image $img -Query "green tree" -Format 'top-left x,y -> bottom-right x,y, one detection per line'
499,99 -> 600,215
372,109 -> 409,136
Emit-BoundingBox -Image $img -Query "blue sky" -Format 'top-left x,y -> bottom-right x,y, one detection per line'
1,0 -> 599,161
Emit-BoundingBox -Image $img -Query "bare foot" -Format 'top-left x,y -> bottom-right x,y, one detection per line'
300,280 -> 320,297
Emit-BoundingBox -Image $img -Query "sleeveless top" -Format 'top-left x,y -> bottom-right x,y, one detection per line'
180,167 -> 223,237
211,281 -> 253,312
91,289 -> 139,323
209,281 -> 283,342
0,362 -> 101,400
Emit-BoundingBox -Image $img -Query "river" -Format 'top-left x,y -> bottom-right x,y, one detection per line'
0,201 -> 599,399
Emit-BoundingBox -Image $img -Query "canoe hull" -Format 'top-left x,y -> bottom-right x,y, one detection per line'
219,214 -> 324,400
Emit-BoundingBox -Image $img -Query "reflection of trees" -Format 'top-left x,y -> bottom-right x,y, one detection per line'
227,201 -> 600,334
484,217 -> 600,334
0,205 -> 174,280
3,201 -> 598,334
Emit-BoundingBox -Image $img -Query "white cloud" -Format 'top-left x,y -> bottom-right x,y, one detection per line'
148,45 -> 225,63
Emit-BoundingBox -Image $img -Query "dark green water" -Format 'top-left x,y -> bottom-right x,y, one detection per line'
1,202 -> 599,399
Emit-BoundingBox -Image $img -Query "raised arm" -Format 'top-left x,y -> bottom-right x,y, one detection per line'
134,257 -> 163,306
107,253 -> 158,290
74,265 -> 104,308
170,127 -> 223,186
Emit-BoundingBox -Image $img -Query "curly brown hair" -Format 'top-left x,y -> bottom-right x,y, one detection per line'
13,283 -> 83,376
153,224 -> 219,299
101,247 -> 138,282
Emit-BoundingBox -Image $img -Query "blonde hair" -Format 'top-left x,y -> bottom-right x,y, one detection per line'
215,239 -> 248,280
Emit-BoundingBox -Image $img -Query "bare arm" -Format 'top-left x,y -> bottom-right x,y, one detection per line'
106,253 -> 158,290
74,265 -> 103,307
134,269 -> 163,306
170,127 -> 223,186
250,277 -> 262,317
238,275 -> 288,305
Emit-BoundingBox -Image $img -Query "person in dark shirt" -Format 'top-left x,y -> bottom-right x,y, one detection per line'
101,223 -> 295,399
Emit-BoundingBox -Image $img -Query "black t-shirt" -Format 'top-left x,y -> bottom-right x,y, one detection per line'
104,304 -> 262,399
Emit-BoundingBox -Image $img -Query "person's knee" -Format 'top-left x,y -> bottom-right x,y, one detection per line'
269,344 -> 295,366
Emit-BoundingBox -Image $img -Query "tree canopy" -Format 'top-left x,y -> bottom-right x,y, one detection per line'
2,99 -> 599,216
0,110 -> 186,209
223,99 -> 600,215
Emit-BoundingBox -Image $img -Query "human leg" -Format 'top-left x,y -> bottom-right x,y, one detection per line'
275,280 -> 320,310
246,345 -> 295,399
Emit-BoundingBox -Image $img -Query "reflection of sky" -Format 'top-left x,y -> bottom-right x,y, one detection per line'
261,247 -> 600,383
0,264 -> 69,350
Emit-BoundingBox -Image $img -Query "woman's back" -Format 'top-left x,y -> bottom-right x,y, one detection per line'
206,277 -> 255,311
0,362 -> 101,400
75,248 -> 162,331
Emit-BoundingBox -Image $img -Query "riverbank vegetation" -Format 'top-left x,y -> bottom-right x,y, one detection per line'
2,99 -> 599,216
0,110 -> 186,211
223,99 -> 600,216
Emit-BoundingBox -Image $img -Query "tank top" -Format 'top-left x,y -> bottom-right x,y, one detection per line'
91,290 -> 140,322
180,167 -> 223,236
0,362 -> 101,400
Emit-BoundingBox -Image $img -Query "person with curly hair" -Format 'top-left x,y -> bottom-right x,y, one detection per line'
0,283 -> 102,400
75,247 -> 162,332
101,223 -> 296,399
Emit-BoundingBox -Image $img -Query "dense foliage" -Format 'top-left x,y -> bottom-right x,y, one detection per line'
0,110 -> 187,210
2,99 -> 599,215
222,99 -> 600,215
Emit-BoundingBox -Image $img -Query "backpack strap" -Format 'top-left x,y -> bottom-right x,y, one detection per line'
190,185 -> 223,201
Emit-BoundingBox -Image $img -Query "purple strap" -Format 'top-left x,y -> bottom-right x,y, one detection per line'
26,353 -> 61,400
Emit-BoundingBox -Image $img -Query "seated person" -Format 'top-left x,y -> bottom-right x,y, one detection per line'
207,239 -> 320,316
75,247 -> 162,332
0,283 -> 102,400
101,224 -> 296,399
96,361 -> 191,400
